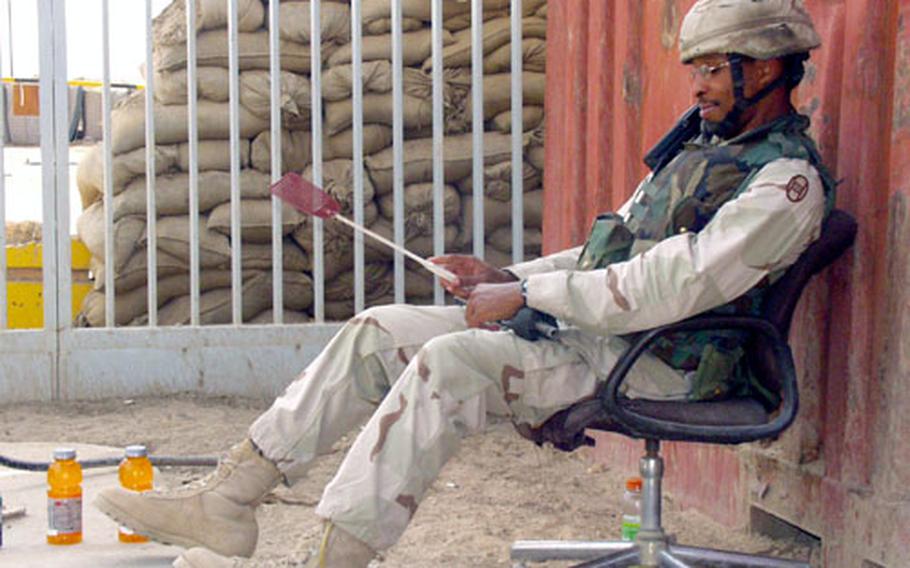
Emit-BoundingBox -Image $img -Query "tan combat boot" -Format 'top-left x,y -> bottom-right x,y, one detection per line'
306,522 -> 377,568
95,439 -> 281,558
172,547 -> 243,568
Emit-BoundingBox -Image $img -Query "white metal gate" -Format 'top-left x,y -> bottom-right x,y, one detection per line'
0,0 -> 532,403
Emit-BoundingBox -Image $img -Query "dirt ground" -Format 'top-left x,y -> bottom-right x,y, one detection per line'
0,394 -> 818,567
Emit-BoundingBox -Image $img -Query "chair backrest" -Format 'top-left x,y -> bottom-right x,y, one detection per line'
748,209 -> 857,398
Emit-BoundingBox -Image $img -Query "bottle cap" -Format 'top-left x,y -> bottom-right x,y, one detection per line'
625,477 -> 642,492
53,448 -> 77,461
125,445 -> 148,458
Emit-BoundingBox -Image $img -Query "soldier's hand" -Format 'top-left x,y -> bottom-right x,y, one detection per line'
429,254 -> 517,299
464,282 -> 524,328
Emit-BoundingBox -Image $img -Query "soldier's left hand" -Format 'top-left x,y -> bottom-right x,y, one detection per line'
464,282 -> 524,328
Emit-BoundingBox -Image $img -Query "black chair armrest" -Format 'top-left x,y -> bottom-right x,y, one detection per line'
599,315 -> 798,444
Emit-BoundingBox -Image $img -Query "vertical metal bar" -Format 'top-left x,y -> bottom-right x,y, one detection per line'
431,0 -> 444,304
228,0 -> 243,325
310,0 -> 325,322
351,0 -> 365,313
144,0 -> 158,326
391,0 -> 405,303
101,0 -> 115,327
510,0 -> 524,264
52,0 -> 70,335
269,0 -> 283,323
187,0 -> 201,325
0,17 -> 7,329
471,0 -> 484,261
38,0 -> 60,396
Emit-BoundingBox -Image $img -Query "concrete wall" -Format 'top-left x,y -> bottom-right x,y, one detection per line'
541,1 -> 910,566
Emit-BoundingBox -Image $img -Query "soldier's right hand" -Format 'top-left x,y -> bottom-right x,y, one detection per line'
429,254 -> 517,299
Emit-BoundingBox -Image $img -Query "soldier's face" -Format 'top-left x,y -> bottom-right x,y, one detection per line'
689,54 -> 736,123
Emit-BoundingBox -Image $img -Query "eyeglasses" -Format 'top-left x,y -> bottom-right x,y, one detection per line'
689,60 -> 731,81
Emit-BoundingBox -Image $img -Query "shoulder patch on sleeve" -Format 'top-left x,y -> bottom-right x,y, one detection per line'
785,175 -> 810,203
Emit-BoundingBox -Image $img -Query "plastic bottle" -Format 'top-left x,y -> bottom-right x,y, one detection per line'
118,445 -> 153,543
620,477 -> 642,542
47,448 -> 83,545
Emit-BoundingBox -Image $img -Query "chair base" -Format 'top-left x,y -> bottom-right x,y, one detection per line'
510,440 -> 810,568
511,540 -> 810,567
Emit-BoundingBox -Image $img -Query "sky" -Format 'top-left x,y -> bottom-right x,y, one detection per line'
2,0 -> 171,84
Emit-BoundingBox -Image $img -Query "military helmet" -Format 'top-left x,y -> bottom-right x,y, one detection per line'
679,0 -> 821,63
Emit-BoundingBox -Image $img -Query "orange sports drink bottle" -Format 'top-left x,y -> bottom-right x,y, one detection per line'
118,445 -> 153,543
47,448 -> 83,545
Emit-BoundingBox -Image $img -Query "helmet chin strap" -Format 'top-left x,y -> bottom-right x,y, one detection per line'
702,54 -> 789,139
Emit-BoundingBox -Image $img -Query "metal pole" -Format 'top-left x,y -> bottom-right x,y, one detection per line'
228,0 -> 242,325
391,0 -> 405,304
431,0 -> 444,304
101,0 -> 115,326
187,0 -> 200,325
351,0 -> 364,313
310,0 -> 324,322
144,0 -> 158,326
268,0 -> 283,323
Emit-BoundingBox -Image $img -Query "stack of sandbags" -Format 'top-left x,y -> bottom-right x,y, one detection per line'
74,0 -> 549,325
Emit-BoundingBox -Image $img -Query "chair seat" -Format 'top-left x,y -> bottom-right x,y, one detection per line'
521,396 -> 768,452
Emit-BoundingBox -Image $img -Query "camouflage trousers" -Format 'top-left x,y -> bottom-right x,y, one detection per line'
248,304 -> 689,551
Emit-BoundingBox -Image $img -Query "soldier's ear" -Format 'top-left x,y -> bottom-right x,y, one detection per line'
755,59 -> 783,89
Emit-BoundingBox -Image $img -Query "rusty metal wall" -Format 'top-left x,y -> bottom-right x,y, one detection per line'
542,1 -> 910,566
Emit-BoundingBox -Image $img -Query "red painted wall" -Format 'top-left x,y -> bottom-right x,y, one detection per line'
542,2 -> 910,566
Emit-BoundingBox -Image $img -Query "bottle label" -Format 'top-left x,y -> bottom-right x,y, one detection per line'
47,497 -> 82,535
621,514 -> 640,542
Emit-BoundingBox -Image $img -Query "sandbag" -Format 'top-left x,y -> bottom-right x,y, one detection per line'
111,169 -> 272,221
153,67 -> 231,105
177,139 -> 252,172
327,29 -> 453,67
458,189 -> 544,245
491,106 -> 545,134
146,215 -> 234,268
207,199 -> 306,243
269,1 -> 351,45
90,249 -> 188,293
249,309 -> 312,324
324,93 -> 433,137
484,38 -> 547,74
364,218 -> 460,261
423,17 -> 548,70
154,30 -> 319,74
364,16 -> 425,35
77,202 -> 146,272
322,60 -> 393,101
81,269 -> 236,327
442,0 -> 547,30
527,143 -> 545,171
152,0 -> 265,46
289,203 -> 383,280
110,92 -> 269,155
489,226 -> 542,254
76,143 -> 179,208
156,270 -> 313,326
239,70 -> 311,128
324,262 -> 392,301
377,183 -> 461,239
365,131 -> 514,195
468,72 -> 546,119
240,238 -> 310,271
360,0 -> 539,24
249,125 -> 393,173
302,159 -> 377,214
456,159 -> 542,201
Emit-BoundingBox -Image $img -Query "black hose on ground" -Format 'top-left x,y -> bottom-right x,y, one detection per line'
0,453 -> 218,472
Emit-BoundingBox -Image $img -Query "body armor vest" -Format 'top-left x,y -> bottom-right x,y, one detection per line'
576,113 -> 835,400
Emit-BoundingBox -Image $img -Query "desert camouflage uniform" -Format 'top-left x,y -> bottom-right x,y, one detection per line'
249,121 -> 827,551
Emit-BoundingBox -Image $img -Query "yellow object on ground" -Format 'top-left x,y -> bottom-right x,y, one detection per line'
5,239 -> 92,329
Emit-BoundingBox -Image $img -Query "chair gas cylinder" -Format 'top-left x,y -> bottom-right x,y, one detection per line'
47,448 -> 83,545
118,445 -> 153,543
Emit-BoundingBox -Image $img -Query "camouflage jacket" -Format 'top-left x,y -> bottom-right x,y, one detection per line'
508,113 -> 834,400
